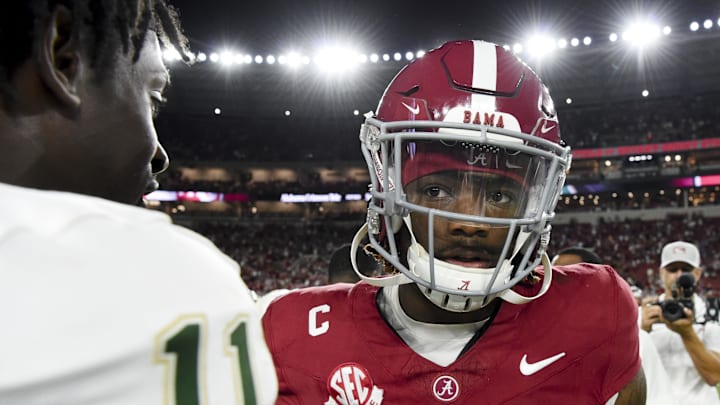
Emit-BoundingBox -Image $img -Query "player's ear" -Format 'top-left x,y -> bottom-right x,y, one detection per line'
37,4 -> 81,113
693,267 -> 703,282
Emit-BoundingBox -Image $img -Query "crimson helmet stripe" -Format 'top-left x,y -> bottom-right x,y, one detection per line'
470,41 -> 498,112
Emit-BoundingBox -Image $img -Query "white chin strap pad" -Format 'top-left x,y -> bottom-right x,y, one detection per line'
350,223 -> 413,287
498,252 -> 553,305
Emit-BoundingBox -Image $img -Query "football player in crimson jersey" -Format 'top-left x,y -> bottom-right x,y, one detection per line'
0,2 -> 275,403
263,40 -> 646,404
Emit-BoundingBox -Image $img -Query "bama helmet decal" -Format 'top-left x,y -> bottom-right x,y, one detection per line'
325,362 -> 385,405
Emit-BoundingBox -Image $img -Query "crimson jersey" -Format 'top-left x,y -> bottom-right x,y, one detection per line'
262,264 -> 640,404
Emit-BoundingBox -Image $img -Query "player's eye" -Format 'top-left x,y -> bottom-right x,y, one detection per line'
424,185 -> 451,199
485,188 -> 517,206
150,91 -> 167,118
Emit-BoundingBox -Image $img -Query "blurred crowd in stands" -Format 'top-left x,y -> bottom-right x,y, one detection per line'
552,214 -> 720,297
180,213 -> 720,300
561,93 -> 720,149
183,220 -> 360,293
555,187 -> 720,213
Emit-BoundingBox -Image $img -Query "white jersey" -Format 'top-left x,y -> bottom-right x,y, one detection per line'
0,183 -> 277,404
649,294 -> 720,404
638,329 -> 676,405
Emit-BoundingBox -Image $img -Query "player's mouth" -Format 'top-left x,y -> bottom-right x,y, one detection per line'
137,178 -> 160,207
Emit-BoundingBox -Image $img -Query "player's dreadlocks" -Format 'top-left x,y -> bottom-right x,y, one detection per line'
0,0 -> 189,104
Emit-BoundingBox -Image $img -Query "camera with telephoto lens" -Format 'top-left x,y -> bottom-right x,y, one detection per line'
656,273 -> 695,322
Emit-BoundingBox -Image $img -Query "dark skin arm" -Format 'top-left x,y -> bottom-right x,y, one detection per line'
614,368 -> 646,405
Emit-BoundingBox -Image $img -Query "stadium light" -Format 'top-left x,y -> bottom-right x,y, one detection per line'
557,38 -> 568,48
233,53 -> 244,65
621,22 -> 661,47
220,51 -> 234,66
405,51 -> 414,61
314,47 -> 360,72
583,36 -> 592,46
209,52 -> 220,63
254,55 -> 264,64
642,89 -> 649,97
565,98 -> 573,104
609,33 -> 618,42
570,38 -> 580,47
382,54 -> 390,61
284,110 -> 292,117
393,52 -> 402,61
213,107 -> 222,116
527,35 -> 556,59
416,50 -> 426,58
196,52 -> 207,62
266,55 -> 276,64
243,54 -> 253,64
512,43 -> 523,54
663,26 -> 672,35
704,19 -> 714,29
284,52 -> 303,67
690,21 -> 700,31
370,53 -> 379,63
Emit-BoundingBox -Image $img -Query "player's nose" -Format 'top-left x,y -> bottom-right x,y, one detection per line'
151,143 -> 170,175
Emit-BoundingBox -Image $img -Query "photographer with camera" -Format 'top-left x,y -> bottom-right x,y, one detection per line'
641,241 -> 720,404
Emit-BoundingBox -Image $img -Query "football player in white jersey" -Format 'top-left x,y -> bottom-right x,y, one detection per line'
0,1 -> 276,404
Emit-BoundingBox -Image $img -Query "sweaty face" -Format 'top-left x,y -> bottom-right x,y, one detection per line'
50,32 -> 170,204
405,170 -> 525,268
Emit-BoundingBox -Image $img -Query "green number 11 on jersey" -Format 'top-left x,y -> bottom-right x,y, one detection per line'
155,314 -> 256,405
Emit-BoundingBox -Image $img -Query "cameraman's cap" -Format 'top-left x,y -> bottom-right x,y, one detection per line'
661,241 -> 700,269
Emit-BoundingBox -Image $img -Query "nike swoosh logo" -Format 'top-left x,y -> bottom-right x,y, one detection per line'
519,352 -> 566,376
540,122 -> 556,134
401,102 -> 420,115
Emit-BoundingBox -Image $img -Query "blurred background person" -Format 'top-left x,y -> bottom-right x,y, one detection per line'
552,246 -> 603,266
641,241 -> 720,404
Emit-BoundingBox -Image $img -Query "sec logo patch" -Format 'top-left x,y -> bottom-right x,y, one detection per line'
325,362 -> 385,405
